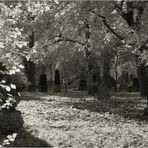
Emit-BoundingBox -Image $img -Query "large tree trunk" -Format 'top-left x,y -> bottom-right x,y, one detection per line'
98,78 -> 110,100
125,3 -> 148,95
0,62 -> 6,81
23,58 -> 36,91
87,65 -> 101,95
116,1 -> 148,113
137,64 -> 148,96
79,66 -> 87,91
98,51 -> 111,99
79,19 -> 90,91
23,31 -> 36,91
98,81 -> 110,100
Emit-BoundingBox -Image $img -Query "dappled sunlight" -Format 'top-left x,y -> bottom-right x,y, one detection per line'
0,0 -> 148,147
15,91 -> 148,147
0,129 -> 52,147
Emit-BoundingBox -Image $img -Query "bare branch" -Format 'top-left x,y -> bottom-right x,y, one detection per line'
90,10 -> 124,40
139,38 -> 148,51
47,37 -> 85,46
113,1 -> 122,11
113,1 -> 130,25
53,1 -> 71,15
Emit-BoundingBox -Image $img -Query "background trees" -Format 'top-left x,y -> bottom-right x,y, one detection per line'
0,0 -> 148,98
1,1 -> 148,146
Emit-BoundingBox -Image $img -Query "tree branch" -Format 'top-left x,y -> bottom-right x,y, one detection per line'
47,37 -> 85,46
90,10 -> 124,40
113,1 -> 132,26
139,38 -> 148,51
53,1 -> 71,15
113,1 -> 124,12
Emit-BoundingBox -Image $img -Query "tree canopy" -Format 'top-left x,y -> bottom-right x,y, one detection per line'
0,0 -> 148,82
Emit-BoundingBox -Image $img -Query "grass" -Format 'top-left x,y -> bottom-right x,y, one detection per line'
1,90 -> 148,147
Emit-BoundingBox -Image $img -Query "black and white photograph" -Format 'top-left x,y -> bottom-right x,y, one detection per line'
0,0 -> 148,147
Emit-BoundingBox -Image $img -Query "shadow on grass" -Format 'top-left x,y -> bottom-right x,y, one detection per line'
21,90 -> 148,122
20,90 -> 89,101
111,91 -> 141,98
4,129 -> 53,147
62,92 -> 148,122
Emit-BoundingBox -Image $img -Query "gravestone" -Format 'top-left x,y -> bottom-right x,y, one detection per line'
126,72 -> 129,84
39,66 -> 47,92
54,69 -> 61,93
88,68 -> 101,95
79,67 -> 87,91
137,63 -> 148,96
109,76 -> 117,92
137,64 -> 148,115
128,74 -> 133,92
119,71 -> 128,91
128,74 -> 139,92
39,74 -> 47,92
132,78 -> 139,91
48,79 -> 53,91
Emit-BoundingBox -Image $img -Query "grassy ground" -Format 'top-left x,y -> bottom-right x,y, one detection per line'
1,91 -> 148,147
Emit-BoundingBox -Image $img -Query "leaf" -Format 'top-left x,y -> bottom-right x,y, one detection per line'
16,43 -> 23,48
3,139 -> 9,143
0,42 -> 5,48
22,41 -> 28,46
12,133 -> 17,138
18,92 -> 21,96
9,137 -> 14,142
7,93 -> 13,97
15,68 -> 20,72
12,66 -> 17,70
10,84 -> 16,89
1,80 -> 6,84
18,64 -> 24,69
7,135 -> 12,139
9,70 -> 16,75
5,86 -> 11,92
111,9 -> 117,15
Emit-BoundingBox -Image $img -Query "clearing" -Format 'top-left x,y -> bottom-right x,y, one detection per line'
2,91 -> 148,147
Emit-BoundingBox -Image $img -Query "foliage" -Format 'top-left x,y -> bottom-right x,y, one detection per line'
0,3 -> 26,111
25,1 -> 148,82
0,79 -> 20,112
0,0 -> 148,118
0,3 -> 27,73
1,1 -> 146,80
1,0 -> 148,79
11,72 -> 29,91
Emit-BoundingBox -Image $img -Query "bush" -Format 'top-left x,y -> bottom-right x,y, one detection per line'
11,72 -> 29,92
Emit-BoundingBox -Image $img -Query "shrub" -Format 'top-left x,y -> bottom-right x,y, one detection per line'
11,72 -> 29,92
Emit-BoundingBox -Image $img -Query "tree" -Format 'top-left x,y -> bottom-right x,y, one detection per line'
25,1 -> 133,97
111,1 -> 148,113
2,1 -> 148,101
